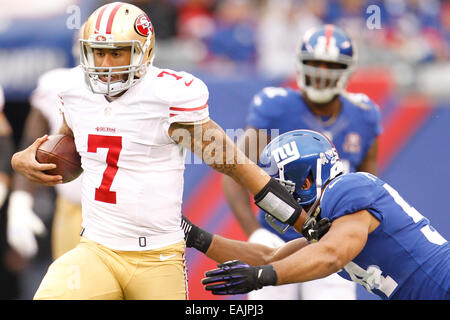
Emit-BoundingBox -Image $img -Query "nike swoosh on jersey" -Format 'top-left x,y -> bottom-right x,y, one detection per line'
160,254 -> 177,261
328,177 -> 343,189
184,79 -> 194,87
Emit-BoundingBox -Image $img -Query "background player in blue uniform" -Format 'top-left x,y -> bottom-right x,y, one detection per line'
222,24 -> 381,299
184,130 -> 449,300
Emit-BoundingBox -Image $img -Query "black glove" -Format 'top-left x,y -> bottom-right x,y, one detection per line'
181,215 -> 213,253
301,217 -> 331,242
202,260 -> 277,295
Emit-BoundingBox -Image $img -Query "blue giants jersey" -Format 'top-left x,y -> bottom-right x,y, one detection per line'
321,172 -> 449,300
246,87 -> 382,241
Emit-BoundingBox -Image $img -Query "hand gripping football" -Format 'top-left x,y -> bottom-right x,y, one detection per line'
36,135 -> 82,183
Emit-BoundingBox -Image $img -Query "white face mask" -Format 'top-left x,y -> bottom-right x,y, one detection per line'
80,38 -> 153,96
304,86 -> 339,104
296,62 -> 354,104
86,72 -> 140,97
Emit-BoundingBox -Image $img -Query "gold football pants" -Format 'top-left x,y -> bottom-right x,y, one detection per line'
51,196 -> 83,260
34,237 -> 187,300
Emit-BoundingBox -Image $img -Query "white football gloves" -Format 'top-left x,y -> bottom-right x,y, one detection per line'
7,190 -> 46,258
248,228 -> 285,248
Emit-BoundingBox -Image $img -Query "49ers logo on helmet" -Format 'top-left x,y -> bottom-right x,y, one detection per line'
134,14 -> 153,37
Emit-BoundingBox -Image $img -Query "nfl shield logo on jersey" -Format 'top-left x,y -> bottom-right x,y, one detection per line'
343,132 -> 361,153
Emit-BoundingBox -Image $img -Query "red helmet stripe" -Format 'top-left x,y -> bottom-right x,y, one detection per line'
94,5 -> 108,34
325,24 -> 334,49
106,3 -> 124,34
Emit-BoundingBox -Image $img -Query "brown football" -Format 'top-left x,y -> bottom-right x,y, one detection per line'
36,134 -> 82,183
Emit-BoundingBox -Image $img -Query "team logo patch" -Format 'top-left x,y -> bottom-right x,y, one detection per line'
95,35 -> 107,41
134,14 -> 153,37
271,141 -> 300,166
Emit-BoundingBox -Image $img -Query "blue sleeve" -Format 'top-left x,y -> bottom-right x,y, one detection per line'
362,96 -> 382,138
353,94 -> 383,157
347,92 -> 383,139
362,99 -> 382,159
245,87 -> 286,129
369,101 -> 382,137
320,173 -> 384,222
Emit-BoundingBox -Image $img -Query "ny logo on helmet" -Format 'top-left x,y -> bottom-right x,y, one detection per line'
271,142 -> 300,167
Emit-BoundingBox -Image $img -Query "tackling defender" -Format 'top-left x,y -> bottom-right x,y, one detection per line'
222,24 -> 381,299
184,130 -> 449,300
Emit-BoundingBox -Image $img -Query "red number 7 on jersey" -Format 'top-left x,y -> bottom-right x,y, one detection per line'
88,134 -> 122,204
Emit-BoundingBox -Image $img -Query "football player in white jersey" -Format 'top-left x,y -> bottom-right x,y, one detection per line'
0,85 -> 14,209
7,27 -> 85,261
11,2 -> 305,300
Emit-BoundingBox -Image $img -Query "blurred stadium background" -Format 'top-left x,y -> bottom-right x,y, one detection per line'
0,0 -> 448,300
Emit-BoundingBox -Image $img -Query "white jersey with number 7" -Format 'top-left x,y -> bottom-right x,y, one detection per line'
58,65 -> 209,251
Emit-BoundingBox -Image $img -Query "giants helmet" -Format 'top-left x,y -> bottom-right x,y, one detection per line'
81,2 -> 155,96
296,24 -> 356,104
259,129 -> 344,217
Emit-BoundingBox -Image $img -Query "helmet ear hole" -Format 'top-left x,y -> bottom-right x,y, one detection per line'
302,171 -> 314,190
